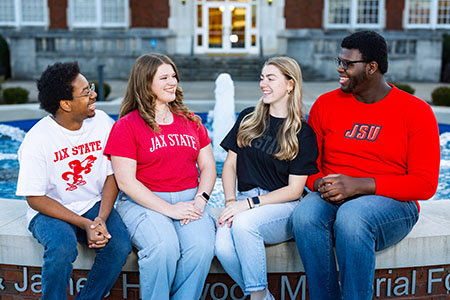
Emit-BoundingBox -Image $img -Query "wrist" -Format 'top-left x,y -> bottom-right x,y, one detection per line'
357,177 -> 376,195
194,196 -> 206,207
96,215 -> 106,222
225,197 -> 236,205
80,217 -> 93,230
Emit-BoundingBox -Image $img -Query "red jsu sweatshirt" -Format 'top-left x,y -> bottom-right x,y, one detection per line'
306,86 -> 440,206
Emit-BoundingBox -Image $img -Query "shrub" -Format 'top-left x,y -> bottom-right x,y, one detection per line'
3,87 -> 29,104
93,81 -> 111,100
432,86 -> 450,106
391,82 -> 415,95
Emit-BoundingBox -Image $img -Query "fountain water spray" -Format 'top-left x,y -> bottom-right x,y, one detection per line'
212,73 -> 235,162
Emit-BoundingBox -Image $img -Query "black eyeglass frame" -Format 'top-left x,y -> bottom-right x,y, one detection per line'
335,58 -> 369,70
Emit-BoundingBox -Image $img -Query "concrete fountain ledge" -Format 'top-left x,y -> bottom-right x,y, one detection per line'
1,199 -> 449,272
1,199 -> 450,299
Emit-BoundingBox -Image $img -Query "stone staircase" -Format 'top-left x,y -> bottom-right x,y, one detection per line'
172,55 -> 264,81
172,55 -> 323,81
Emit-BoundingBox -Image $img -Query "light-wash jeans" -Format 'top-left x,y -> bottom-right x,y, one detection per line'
290,192 -> 419,300
116,188 -> 216,300
28,201 -> 132,300
215,187 -> 299,294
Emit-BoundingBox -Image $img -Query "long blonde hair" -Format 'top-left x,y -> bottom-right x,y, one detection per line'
119,53 -> 200,131
237,56 -> 304,161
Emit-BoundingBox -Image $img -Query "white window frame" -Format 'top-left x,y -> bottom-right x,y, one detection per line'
0,0 -> 48,27
324,0 -> 385,30
68,0 -> 129,29
404,0 -> 450,29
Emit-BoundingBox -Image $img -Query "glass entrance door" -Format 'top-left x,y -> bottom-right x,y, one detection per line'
202,2 -> 251,53
207,6 -> 224,49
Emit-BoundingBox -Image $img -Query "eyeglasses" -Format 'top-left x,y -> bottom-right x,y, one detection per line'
74,83 -> 95,98
335,58 -> 368,70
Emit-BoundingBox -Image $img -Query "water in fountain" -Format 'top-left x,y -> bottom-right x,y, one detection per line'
433,132 -> 450,199
208,73 -> 236,207
0,125 -> 26,199
2,117 -> 450,203
211,73 -> 236,162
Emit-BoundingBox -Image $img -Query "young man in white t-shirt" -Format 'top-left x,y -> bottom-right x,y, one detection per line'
16,62 -> 131,300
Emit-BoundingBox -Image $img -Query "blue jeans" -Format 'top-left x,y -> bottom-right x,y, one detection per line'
215,187 -> 299,294
290,192 -> 419,300
28,201 -> 132,300
117,188 -> 216,300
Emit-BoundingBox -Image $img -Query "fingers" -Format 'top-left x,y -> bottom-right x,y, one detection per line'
180,219 -> 190,226
186,209 -> 202,221
92,225 -> 111,240
86,226 -> 110,248
185,202 -> 203,218
320,187 -> 346,204
89,239 -> 108,248
90,217 -> 111,239
227,216 -> 234,228
218,206 -> 235,226
88,235 -> 109,248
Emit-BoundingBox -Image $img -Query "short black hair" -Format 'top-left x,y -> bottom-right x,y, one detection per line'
341,31 -> 388,74
37,61 -> 80,115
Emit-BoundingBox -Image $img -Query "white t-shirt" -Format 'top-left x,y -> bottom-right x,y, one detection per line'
16,110 -> 114,225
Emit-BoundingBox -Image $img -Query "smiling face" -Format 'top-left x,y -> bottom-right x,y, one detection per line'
338,48 -> 369,94
260,64 -> 293,109
151,63 -> 178,106
67,73 -> 97,121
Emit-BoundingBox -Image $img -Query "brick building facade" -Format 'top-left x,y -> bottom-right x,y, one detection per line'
0,0 -> 448,81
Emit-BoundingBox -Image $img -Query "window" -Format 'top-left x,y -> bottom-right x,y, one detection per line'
69,0 -> 128,28
324,0 -> 384,29
406,0 -> 450,28
0,0 -> 47,26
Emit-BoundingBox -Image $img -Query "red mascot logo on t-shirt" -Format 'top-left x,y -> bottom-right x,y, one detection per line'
62,155 -> 97,191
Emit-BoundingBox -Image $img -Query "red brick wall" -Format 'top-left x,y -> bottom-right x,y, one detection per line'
3,264 -> 450,299
285,0 -> 323,29
130,0 -> 169,28
48,0 -> 68,29
385,0 -> 405,30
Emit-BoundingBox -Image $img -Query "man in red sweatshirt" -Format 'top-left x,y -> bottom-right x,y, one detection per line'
290,31 -> 440,300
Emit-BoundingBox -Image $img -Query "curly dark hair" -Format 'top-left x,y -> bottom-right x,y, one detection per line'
37,61 -> 80,115
341,31 -> 388,74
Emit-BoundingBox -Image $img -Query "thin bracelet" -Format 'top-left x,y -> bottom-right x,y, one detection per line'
246,198 -> 253,209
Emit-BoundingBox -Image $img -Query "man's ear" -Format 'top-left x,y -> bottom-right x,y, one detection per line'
367,61 -> 379,76
59,99 -> 72,113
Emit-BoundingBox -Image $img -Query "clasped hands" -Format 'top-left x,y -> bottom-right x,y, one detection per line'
172,197 -> 206,226
316,174 -> 367,205
85,216 -> 111,249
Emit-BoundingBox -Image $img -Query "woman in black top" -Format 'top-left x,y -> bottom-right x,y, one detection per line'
215,56 -> 319,300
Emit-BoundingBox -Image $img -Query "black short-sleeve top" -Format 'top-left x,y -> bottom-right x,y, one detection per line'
220,107 -> 319,192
